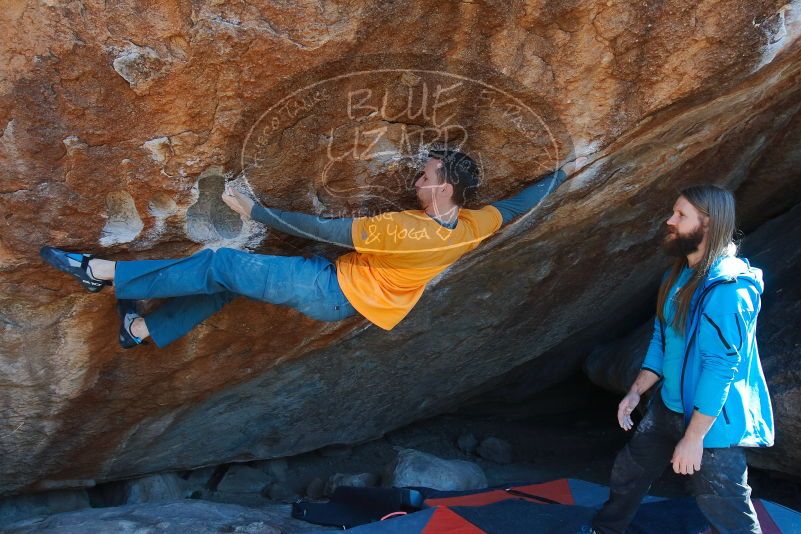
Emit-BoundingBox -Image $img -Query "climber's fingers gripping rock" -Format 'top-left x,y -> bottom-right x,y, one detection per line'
222,183 -> 255,219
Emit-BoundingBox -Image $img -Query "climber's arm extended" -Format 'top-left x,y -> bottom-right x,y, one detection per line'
490,168 -> 566,225
221,186 -> 354,247
251,205 -> 353,247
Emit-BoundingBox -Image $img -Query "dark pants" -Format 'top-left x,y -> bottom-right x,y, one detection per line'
592,394 -> 761,534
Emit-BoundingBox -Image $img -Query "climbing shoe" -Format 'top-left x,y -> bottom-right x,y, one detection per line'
117,299 -> 147,349
40,246 -> 111,293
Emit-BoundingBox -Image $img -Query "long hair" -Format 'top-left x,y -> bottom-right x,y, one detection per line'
656,185 -> 738,331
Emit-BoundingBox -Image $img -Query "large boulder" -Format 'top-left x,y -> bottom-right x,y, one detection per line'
1,0 -> 800,497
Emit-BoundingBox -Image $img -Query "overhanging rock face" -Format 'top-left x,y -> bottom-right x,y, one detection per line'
1,1 -> 800,496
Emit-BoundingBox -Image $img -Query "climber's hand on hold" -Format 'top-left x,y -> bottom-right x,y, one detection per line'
222,183 -> 255,219
560,156 -> 588,176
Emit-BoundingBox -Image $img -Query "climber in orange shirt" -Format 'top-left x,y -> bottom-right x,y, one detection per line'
41,149 -> 584,348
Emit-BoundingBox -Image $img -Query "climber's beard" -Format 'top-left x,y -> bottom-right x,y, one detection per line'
662,223 -> 705,257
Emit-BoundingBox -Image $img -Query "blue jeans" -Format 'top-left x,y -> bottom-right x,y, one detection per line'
114,248 -> 358,347
592,394 -> 761,534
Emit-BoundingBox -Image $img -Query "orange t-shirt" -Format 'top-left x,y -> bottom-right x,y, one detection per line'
335,205 -> 503,330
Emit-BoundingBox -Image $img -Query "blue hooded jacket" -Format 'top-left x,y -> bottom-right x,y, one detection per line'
641,254 -> 774,448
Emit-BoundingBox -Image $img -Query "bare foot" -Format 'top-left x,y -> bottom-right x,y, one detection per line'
88,259 -> 116,281
131,317 -> 150,340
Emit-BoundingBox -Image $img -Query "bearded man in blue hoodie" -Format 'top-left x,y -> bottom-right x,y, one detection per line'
591,185 -> 774,534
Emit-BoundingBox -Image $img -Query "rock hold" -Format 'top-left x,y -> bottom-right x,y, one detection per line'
100,191 -> 144,247
142,137 -> 173,164
112,45 -> 171,95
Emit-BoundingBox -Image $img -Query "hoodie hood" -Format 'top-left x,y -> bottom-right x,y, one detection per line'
704,254 -> 764,295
